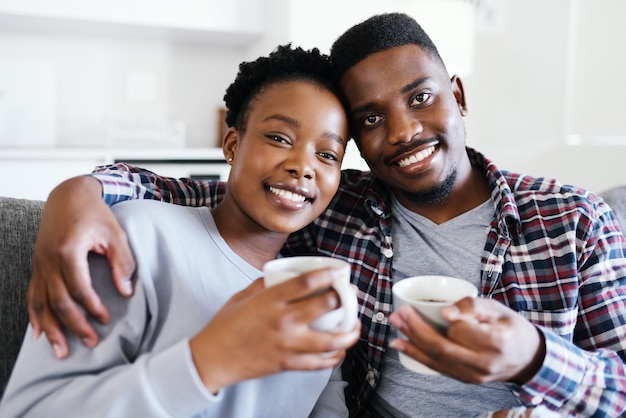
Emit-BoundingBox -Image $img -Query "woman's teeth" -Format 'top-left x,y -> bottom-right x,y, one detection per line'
397,145 -> 435,167
269,186 -> 306,202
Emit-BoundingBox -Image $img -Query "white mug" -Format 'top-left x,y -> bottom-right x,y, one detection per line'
263,256 -> 358,333
392,275 -> 478,375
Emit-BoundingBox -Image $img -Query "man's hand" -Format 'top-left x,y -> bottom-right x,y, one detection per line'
389,297 -> 546,385
27,176 -> 136,359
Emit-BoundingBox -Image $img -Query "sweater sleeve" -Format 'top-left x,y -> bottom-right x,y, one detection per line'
0,253 -> 216,417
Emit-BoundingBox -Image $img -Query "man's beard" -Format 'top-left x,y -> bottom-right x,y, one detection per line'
398,168 -> 457,206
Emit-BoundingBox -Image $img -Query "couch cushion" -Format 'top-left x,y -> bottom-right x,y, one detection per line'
599,186 -> 626,232
0,197 -> 44,399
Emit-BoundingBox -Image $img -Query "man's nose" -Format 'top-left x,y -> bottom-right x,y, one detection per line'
387,111 -> 423,145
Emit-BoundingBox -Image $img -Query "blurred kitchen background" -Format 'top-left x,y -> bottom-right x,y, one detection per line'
1,0 -> 625,200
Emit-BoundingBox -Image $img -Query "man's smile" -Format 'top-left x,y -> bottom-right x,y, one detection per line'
396,145 -> 436,167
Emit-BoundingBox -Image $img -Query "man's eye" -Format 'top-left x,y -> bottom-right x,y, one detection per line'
410,93 -> 431,106
363,115 -> 383,126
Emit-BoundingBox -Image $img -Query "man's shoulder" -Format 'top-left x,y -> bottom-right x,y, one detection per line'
502,171 -> 607,219
504,171 -> 595,199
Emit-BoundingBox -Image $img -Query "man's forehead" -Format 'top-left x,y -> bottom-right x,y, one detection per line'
340,46 -> 445,91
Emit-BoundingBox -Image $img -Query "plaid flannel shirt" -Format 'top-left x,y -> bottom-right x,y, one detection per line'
94,148 -> 626,417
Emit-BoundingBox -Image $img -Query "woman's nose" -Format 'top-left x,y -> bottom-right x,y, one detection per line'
284,152 -> 315,179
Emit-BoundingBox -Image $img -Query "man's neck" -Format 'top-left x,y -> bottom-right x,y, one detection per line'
395,164 -> 491,225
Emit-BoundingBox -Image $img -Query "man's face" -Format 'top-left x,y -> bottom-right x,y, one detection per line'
339,44 -> 469,206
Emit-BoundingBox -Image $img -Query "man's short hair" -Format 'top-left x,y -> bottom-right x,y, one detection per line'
330,12 -> 446,81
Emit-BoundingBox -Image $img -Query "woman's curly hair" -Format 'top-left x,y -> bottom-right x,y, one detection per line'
223,44 -> 344,131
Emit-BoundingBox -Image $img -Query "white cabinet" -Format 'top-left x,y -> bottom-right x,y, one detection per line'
0,0 -> 135,23
0,156 -> 107,201
0,144 -> 369,201
0,148 -> 230,201
0,0 -> 263,44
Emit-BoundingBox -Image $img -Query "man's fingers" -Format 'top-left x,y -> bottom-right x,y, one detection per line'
105,229 -> 136,298
442,296 -> 507,323
55,250 -> 111,324
45,269 -> 101,348
26,262 -> 47,339
35,309 -> 69,359
27,265 -> 72,358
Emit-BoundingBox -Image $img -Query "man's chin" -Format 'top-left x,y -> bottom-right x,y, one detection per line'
397,170 -> 457,207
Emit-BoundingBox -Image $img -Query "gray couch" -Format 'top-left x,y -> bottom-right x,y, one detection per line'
2,187 -> 626,398
1,197 -> 44,397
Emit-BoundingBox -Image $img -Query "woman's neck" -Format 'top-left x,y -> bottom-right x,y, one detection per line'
211,204 -> 289,270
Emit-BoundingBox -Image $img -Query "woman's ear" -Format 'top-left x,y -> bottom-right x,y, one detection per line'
450,75 -> 468,116
222,127 -> 239,164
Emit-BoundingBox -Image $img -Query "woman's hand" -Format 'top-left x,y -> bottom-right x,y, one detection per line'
189,270 -> 360,393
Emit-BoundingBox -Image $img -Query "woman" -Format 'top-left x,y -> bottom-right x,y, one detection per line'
0,44 -> 358,418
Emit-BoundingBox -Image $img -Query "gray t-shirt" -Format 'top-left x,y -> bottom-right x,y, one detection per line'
370,195 -> 521,417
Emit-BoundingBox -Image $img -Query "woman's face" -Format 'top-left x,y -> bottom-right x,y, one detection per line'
224,79 -> 348,234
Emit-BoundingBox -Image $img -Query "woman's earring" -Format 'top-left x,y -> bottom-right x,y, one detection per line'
227,157 -> 233,162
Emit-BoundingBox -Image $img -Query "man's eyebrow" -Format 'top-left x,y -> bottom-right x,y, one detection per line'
401,77 -> 429,94
350,77 -> 430,115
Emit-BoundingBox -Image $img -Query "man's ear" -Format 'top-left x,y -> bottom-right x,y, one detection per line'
450,75 -> 468,116
222,127 -> 239,164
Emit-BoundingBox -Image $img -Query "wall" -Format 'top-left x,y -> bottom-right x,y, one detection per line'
464,0 -> 626,193
1,0 -> 625,194
0,0 -> 270,150
0,31 -> 244,148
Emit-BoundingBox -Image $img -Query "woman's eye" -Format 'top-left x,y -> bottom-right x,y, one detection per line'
317,151 -> 338,161
268,135 -> 290,144
410,92 -> 431,106
362,114 -> 383,126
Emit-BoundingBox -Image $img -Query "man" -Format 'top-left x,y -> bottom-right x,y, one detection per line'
27,13 -> 626,417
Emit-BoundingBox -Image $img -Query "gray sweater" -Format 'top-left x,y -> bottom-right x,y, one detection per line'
0,200 -> 346,417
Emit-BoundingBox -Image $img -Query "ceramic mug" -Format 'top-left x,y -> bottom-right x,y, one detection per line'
392,275 -> 478,375
263,256 -> 358,333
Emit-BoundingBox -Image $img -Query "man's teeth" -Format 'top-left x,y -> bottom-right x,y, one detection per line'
397,146 -> 435,167
269,187 -> 306,202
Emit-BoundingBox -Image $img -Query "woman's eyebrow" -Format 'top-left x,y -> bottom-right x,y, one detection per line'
262,114 -> 300,128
